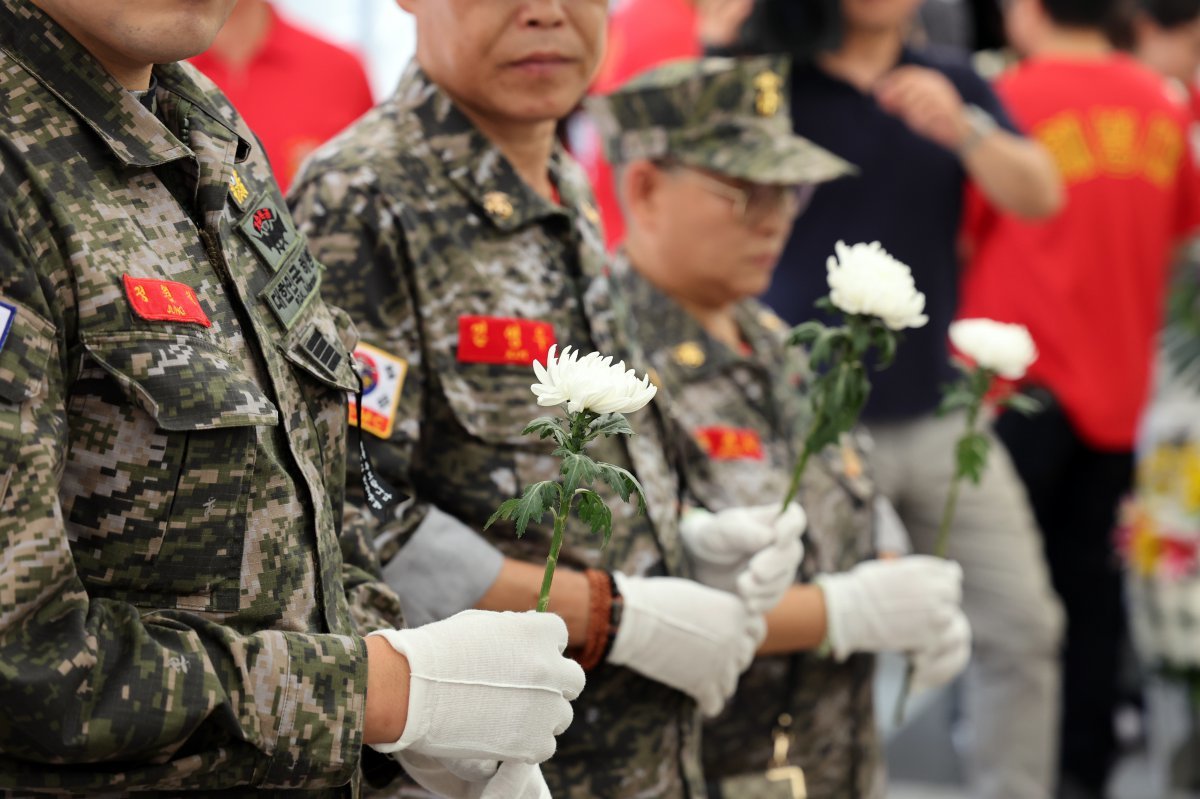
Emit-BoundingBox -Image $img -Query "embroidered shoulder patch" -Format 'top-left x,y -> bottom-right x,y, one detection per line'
348,343 -> 408,439
0,300 -> 14,354
261,249 -> 321,330
123,275 -> 211,327
238,197 -> 299,271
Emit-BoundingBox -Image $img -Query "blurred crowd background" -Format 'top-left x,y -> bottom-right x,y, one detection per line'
186,1 -> 1200,797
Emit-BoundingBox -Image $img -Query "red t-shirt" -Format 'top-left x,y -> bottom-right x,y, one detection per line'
578,0 -> 702,249
191,9 -> 374,193
960,55 -> 1200,450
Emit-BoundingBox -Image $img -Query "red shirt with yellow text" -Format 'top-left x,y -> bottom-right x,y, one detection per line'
960,55 -> 1200,449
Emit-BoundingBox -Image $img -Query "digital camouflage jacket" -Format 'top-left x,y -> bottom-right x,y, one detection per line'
613,255 -> 886,799
291,64 -> 706,799
0,1 -> 401,795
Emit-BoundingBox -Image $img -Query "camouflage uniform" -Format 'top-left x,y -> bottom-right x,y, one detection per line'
589,58 -> 881,798
290,64 -> 703,799
0,2 -> 401,795
615,260 -> 884,798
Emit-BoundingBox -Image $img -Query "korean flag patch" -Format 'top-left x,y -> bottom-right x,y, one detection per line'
0,300 -> 15,355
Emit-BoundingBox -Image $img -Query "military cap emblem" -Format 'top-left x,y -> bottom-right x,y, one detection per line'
754,70 -> 784,118
672,341 -> 706,368
483,191 -> 514,220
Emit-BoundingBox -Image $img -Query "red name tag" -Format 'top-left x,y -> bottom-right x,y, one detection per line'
123,275 -> 211,327
457,315 -> 555,366
695,426 -> 765,461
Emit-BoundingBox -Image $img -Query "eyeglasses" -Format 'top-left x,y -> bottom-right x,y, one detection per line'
664,163 -> 817,227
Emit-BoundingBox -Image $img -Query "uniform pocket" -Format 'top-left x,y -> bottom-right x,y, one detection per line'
65,332 -> 278,612
437,359 -> 543,447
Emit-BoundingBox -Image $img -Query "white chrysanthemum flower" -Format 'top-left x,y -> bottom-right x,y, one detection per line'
531,345 -> 657,415
949,319 -> 1038,380
826,240 -> 929,331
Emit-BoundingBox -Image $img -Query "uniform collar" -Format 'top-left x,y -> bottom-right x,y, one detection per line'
396,62 -> 572,232
611,250 -> 777,385
0,0 -> 248,167
612,250 -> 795,384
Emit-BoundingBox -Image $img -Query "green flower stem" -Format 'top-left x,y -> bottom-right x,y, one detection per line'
933,398 -> 980,558
535,411 -> 590,613
781,444 -> 816,514
537,493 -> 572,613
895,389 -> 984,724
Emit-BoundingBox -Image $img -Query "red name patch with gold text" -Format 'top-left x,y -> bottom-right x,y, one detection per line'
695,426 -> 765,461
123,275 -> 211,327
457,315 -> 555,366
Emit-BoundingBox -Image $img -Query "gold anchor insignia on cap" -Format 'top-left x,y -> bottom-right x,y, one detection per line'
672,341 -> 706,368
228,168 -> 250,207
483,191 -> 514,219
754,70 -> 784,117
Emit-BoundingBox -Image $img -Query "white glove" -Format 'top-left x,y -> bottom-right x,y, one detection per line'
395,752 -> 550,799
679,503 -> 807,613
607,573 -> 766,717
911,607 -> 972,693
368,609 -> 586,763
815,556 -> 966,661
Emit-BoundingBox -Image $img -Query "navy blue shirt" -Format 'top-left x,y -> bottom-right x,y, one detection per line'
763,47 -> 1018,421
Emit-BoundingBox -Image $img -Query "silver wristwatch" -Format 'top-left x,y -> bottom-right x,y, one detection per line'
959,103 -> 999,157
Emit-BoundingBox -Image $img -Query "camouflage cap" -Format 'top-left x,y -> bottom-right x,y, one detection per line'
586,55 -> 856,186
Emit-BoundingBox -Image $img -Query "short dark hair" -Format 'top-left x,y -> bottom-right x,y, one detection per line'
1040,0 -> 1122,27
1140,0 -> 1200,28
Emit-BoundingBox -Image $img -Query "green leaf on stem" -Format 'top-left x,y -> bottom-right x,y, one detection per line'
576,489 -> 614,546
561,451 -> 600,497
787,320 -> 826,347
872,324 -> 899,369
955,432 -> 991,485
596,462 -> 646,513
1003,392 -> 1043,417
814,296 -> 837,314
522,417 -> 569,448
587,413 -> 636,440
808,327 -> 843,369
484,480 -> 562,537
937,384 -> 976,416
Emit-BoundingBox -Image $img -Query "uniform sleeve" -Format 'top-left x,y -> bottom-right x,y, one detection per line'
290,168 -> 505,626
0,189 -> 367,793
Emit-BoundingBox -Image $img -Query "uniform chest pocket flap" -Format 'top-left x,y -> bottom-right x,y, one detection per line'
67,332 -> 278,612
438,358 -> 546,447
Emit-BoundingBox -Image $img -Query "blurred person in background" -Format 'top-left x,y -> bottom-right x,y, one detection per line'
755,0 -> 1067,797
581,0 -> 755,248
962,0 -> 1200,795
191,0 -> 374,192
1117,0 -> 1200,116
0,0 -> 585,796
591,55 -> 973,799
291,1 -> 808,797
